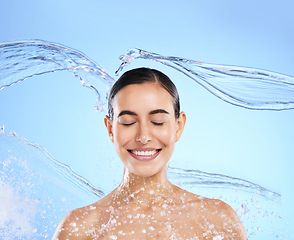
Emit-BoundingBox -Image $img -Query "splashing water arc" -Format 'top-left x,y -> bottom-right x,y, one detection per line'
0,39 -> 115,111
117,48 -> 294,110
1,39 -> 294,113
0,39 -> 292,239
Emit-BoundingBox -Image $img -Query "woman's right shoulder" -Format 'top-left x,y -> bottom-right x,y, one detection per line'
52,202 -> 105,240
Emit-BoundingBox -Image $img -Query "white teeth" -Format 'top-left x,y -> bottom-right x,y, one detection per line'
132,150 -> 158,156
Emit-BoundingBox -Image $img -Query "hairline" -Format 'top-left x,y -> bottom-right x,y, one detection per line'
108,68 -> 180,121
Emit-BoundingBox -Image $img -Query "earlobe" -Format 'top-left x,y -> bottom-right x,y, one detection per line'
175,112 -> 186,142
104,115 -> 114,143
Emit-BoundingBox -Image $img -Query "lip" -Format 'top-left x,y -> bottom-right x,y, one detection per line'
128,148 -> 162,162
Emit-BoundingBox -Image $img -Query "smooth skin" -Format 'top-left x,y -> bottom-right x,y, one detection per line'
53,83 -> 247,239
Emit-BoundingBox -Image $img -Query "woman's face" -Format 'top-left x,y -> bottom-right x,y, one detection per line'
105,82 -> 186,177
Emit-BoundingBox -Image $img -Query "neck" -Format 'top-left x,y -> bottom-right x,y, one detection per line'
112,167 -> 174,208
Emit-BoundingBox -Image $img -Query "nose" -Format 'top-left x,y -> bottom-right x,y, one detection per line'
135,124 -> 151,144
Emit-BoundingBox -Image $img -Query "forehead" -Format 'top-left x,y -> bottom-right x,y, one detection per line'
112,83 -> 174,111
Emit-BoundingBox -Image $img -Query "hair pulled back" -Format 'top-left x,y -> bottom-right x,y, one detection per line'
108,68 -> 180,120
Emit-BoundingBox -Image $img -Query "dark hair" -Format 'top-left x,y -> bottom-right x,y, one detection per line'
108,68 -> 180,120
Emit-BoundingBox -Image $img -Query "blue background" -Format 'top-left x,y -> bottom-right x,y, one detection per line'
0,0 -> 293,234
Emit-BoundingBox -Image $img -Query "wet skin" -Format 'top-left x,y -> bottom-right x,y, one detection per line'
53,83 -> 247,240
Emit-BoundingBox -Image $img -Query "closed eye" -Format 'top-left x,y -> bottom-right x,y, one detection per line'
122,122 -> 135,126
151,121 -> 164,126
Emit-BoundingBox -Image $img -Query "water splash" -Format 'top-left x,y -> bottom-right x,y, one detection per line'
168,167 -> 280,201
0,39 -> 292,239
0,39 -> 115,111
116,48 -> 294,110
0,128 -> 103,239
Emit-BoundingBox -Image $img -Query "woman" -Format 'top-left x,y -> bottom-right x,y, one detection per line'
53,68 -> 247,239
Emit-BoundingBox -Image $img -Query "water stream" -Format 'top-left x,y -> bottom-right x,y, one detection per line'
116,48 -> 294,110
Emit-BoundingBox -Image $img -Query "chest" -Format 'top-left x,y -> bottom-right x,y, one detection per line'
86,207 -> 209,240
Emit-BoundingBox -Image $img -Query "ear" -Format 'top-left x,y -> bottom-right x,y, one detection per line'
104,115 -> 114,143
175,112 -> 186,142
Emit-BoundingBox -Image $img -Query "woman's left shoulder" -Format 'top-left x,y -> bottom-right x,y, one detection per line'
207,199 -> 247,239
203,198 -> 237,215
183,192 -> 247,239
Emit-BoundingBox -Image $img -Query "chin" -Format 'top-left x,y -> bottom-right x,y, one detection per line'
131,166 -> 164,178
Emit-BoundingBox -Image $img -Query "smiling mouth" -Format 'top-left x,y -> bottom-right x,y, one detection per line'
129,149 -> 161,156
127,149 -> 162,161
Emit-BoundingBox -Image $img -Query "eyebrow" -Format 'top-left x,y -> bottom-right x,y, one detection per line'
117,110 -> 137,118
117,109 -> 169,118
149,109 -> 169,115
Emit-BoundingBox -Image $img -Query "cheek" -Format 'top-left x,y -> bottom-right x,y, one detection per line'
114,126 -> 134,146
158,127 -> 176,145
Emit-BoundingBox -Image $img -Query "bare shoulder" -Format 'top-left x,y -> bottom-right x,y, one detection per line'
212,199 -> 247,239
191,196 -> 247,239
52,203 -> 103,240
173,187 -> 247,240
52,189 -> 120,239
